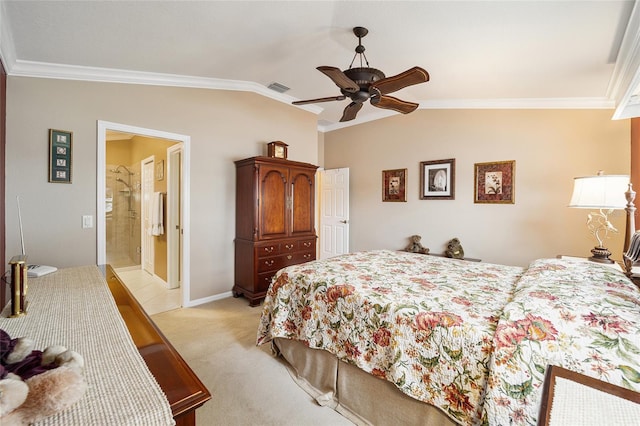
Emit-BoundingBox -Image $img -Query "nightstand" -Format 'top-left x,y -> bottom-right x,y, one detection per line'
427,252 -> 481,262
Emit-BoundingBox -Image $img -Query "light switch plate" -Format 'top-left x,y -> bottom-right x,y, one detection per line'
82,215 -> 93,229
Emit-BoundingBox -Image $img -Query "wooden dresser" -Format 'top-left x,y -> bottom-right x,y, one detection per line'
234,156 -> 318,306
105,266 -> 211,425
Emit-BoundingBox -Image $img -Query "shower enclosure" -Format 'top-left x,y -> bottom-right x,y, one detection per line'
106,164 -> 141,268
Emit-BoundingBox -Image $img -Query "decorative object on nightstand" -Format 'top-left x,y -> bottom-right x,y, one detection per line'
569,171 -> 629,264
404,235 -> 429,254
445,238 -> 465,259
267,141 -> 288,159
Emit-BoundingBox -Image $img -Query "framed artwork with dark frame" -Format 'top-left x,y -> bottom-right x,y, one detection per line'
382,168 -> 407,202
49,129 -> 73,183
474,160 -> 515,204
420,158 -> 455,200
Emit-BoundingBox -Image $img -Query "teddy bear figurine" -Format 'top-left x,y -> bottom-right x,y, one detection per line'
0,329 -> 87,425
404,235 -> 430,254
445,238 -> 465,259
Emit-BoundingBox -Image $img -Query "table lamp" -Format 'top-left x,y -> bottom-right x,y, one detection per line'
569,171 -> 629,263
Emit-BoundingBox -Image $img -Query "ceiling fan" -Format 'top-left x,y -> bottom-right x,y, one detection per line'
293,26 -> 429,122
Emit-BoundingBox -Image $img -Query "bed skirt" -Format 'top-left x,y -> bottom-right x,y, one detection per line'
273,338 -> 458,426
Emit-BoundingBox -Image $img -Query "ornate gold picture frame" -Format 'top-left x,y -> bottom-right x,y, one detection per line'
474,160 -> 515,204
382,168 -> 407,202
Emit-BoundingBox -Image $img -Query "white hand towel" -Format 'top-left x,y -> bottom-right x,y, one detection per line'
151,192 -> 164,236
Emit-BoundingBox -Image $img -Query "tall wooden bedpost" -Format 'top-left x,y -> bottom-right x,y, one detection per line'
624,183 -> 636,253
623,183 -> 637,277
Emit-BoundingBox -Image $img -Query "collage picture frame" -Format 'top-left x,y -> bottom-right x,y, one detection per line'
49,129 -> 73,184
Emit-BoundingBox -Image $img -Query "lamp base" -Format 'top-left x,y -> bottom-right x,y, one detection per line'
589,246 -> 615,264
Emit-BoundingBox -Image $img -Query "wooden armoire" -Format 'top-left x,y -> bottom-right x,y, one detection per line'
233,156 -> 318,306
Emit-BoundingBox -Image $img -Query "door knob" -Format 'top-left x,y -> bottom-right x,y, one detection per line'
340,220 -> 348,224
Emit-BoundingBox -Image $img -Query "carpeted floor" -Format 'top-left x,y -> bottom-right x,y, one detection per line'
151,296 -> 353,426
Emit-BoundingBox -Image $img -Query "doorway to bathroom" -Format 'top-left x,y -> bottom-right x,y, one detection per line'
97,121 -> 190,314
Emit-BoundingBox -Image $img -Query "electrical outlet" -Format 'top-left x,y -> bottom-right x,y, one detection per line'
82,215 -> 93,229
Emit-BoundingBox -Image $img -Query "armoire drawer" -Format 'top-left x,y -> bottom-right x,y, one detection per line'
257,251 -> 316,274
256,243 -> 282,257
298,239 -> 315,251
257,254 -> 291,273
256,272 -> 275,293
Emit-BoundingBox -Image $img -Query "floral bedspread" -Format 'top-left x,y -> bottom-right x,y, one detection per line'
257,250 -> 524,425
482,258 -> 640,425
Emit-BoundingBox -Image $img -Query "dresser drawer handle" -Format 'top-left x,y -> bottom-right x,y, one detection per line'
303,242 -> 312,247
303,254 -> 312,259
285,244 -> 294,250
264,246 -> 274,253
264,260 -> 275,267
287,255 -> 292,260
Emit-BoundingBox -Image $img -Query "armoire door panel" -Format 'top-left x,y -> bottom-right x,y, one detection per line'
258,166 -> 288,239
290,168 -> 315,235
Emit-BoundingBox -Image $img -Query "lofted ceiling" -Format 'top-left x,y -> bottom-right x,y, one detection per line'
2,1 -> 640,132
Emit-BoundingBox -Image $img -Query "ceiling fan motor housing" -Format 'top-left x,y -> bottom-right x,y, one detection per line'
342,67 -> 385,101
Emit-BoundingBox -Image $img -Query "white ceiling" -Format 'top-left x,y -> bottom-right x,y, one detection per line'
2,1 -> 640,132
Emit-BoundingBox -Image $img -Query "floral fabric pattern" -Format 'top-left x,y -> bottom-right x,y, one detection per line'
483,258 -> 640,425
257,250 -> 524,425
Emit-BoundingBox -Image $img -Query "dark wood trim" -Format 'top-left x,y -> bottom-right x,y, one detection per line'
103,265 -> 211,425
0,59 -> 6,308
538,365 -> 640,426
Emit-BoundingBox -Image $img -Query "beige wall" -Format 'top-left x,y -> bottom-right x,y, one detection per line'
5,76 -> 318,302
324,109 -> 630,266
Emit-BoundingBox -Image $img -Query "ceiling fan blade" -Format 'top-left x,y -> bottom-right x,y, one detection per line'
292,95 -> 346,105
340,102 -> 363,122
317,66 -> 359,93
370,94 -> 419,114
370,66 -> 429,95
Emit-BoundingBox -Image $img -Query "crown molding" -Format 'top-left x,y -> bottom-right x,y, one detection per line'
0,4 -> 630,134
2,59 -> 624,133
318,97 -> 615,132
609,1 -> 640,119
7,58 -> 324,115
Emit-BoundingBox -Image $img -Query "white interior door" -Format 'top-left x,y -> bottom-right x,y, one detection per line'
141,156 -> 155,274
319,168 -> 350,259
167,145 -> 182,290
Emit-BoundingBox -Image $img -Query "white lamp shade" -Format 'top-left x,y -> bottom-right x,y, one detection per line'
569,174 -> 629,209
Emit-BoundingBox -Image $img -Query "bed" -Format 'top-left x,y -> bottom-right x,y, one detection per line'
256,248 -> 640,425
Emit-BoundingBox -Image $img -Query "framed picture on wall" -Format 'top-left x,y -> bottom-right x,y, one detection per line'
156,160 -> 164,180
49,129 -> 73,183
382,168 -> 407,202
474,160 -> 515,204
420,158 -> 455,200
